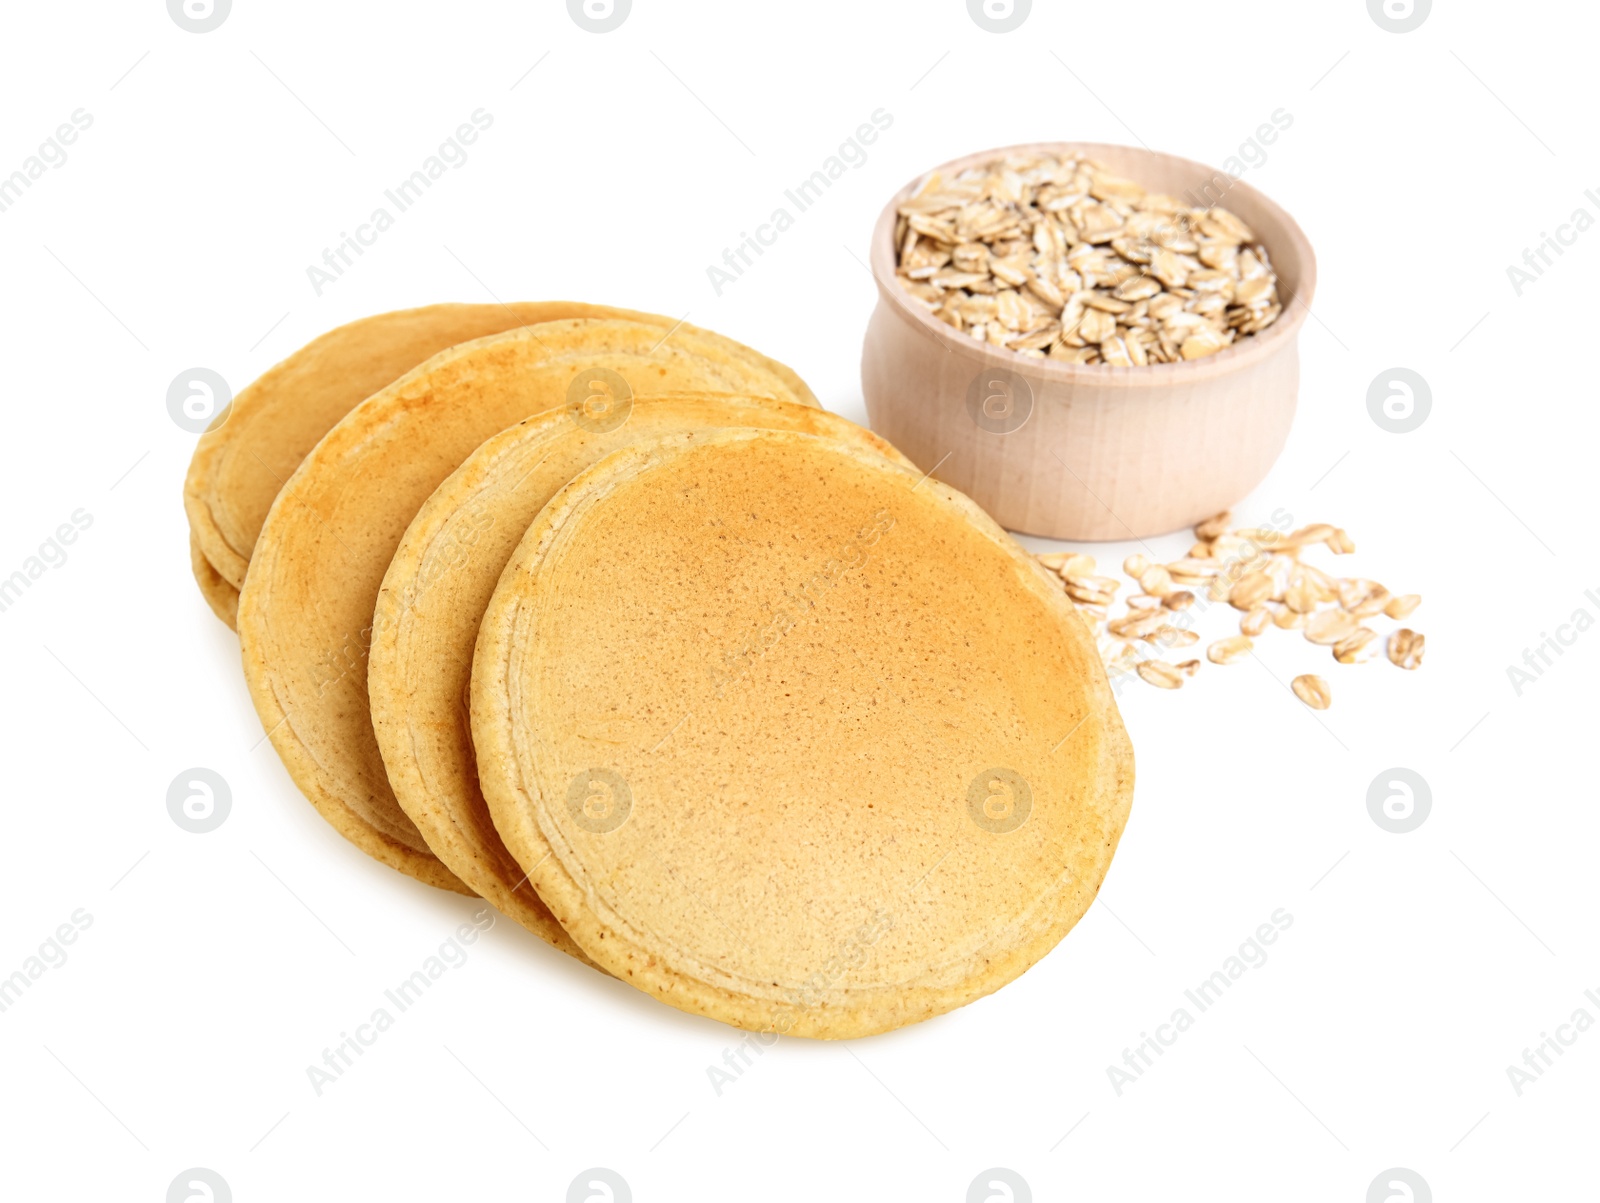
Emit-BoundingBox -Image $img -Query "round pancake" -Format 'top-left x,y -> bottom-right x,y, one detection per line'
185,302 -> 816,592
370,397 -> 911,952
471,429 -> 1135,1038
190,532 -> 238,629
238,320 -> 814,897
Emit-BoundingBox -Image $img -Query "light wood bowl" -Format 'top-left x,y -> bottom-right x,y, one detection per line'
861,141 -> 1317,541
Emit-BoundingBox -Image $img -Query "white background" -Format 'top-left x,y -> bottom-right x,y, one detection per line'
0,1 -> 1592,1199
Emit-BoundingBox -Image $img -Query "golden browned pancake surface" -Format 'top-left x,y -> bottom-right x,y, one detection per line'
472,429 -> 1134,1036
190,531 -> 238,629
371,397 -> 908,950
184,302 -> 815,592
238,321 -> 812,897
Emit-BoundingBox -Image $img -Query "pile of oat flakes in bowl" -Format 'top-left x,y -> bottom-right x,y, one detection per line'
893,153 -> 1283,365
1034,511 -> 1425,711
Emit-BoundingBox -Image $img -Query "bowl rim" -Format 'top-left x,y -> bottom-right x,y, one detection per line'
869,140 -> 1318,388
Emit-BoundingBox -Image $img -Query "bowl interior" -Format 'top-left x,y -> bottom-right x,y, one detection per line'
871,141 -> 1316,377
1076,143 -> 1310,312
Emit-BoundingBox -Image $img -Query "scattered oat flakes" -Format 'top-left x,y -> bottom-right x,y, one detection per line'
1304,609 -> 1358,645
1104,642 -> 1139,674
1064,574 -> 1119,606
1138,660 -> 1185,689
1388,629 -> 1425,670
1040,551 -> 1096,576
1229,572 -> 1274,611
1169,557 -> 1220,580
1207,636 -> 1253,664
1338,578 -> 1390,617
1284,575 -> 1319,614
1282,523 -> 1337,549
1033,515 -> 1422,710
1292,674 -> 1332,710
1384,593 -> 1421,620
1240,606 -> 1272,636
1332,628 -> 1379,664
1272,605 -> 1308,630
1139,565 -> 1175,597
1109,610 -> 1167,640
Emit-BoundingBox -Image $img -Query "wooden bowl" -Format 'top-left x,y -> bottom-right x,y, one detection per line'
861,141 -> 1316,541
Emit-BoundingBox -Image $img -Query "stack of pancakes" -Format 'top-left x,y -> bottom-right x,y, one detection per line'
183,304 -> 1134,1039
